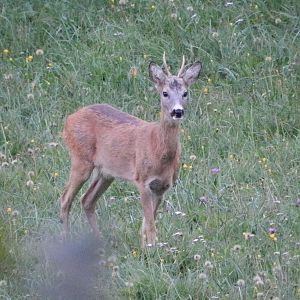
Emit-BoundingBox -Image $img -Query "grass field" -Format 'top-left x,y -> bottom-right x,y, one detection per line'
0,0 -> 300,299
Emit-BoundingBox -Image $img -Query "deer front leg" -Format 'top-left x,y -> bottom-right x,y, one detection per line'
140,190 -> 157,247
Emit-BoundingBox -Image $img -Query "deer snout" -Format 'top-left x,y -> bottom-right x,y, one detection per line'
171,106 -> 184,119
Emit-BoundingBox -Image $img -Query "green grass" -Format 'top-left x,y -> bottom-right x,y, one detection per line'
0,0 -> 299,299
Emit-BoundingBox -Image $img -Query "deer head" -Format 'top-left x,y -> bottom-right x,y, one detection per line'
149,53 -> 202,122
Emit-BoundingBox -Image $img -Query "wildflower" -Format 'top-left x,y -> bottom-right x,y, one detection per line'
268,226 -> 277,234
11,159 -> 18,165
232,244 -> 241,251
131,249 -> 137,257
199,196 -> 208,205
170,13 -> 177,19
243,232 -> 255,240
187,6 -> 193,11
26,180 -> 34,187
235,18 -> 244,24
26,55 -> 33,62
183,163 -> 193,171
254,276 -> 264,288
174,211 -> 186,216
194,254 -> 201,261
211,167 -> 220,175
12,210 -> 20,217
265,56 -> 272,62
198,272 -> 207,280
207,78 -> 212,84
189,154 -> 196,160
27,171 -> 35,177
0,280 -> 7,287
157,242 -> 168,248
143,53 -> 148,59
3,49 -> 9,55
172,231 -> 183,237
275,18 -> 281,24
269,233 -> 277,241
295,198 -> 300,207
4,73 -> 13,80
35,48 -> 44,56
6,207 -> 12,214
257,293 -> 264,299
204,260 -> 213,270
47,142 -> 59,148
119,0 -> 128,4
46,63 -> 53,69
168,247 -> 178,254
202,86 -> 209,94
27,93 -> 34,100
53,172 -> 59,177
0,152 -> 6,160
8,57 -> 13,62
1,162 -> 9,167
151,5 -> 155,10
130,67 -> 138,78
125,281 -> 134,287
225,2 -> 234,7
236,279 -> 245,288
253,275 -> 262,283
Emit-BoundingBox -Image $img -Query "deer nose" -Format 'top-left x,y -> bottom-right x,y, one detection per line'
171,108 -> 184,119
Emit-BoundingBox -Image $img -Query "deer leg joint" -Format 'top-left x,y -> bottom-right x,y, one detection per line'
149,179 -> 170,195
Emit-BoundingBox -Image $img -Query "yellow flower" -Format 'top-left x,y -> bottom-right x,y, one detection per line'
130,67 -> 138,78
131,249 -> 137,257
3,49 -> 9,55
151,5 -> 156,9
53,172 -> 59,177
8,57 -> 13,62
183,163 -> 193,171
207,78 -> 212,84
6,207 -> 12,214
202,86 -> 209,95
269,233 -> 277,241
26,55 -> 33,62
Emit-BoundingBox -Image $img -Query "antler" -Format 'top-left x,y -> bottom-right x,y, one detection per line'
177,55 -> 185,77
163,51 -> 172,76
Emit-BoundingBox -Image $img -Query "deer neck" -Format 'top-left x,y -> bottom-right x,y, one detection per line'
157,112 -> 180,157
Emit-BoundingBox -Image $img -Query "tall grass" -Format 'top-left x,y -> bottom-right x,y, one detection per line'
0,0 -> 299,299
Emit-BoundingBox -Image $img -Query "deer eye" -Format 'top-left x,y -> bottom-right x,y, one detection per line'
183,91 -> 188,97
162,92 -> 168,97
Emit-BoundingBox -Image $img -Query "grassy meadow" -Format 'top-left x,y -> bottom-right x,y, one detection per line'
0,0 -> 300,299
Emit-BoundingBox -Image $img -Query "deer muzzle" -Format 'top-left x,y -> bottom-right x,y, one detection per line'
171,108 -> 184,119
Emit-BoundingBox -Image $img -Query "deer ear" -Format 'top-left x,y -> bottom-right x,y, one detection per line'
181,62 -> 202,86
149,62 -> 166,85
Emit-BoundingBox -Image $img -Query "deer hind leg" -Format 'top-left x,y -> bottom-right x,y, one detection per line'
81,172 -> 114,237
60,157 -> 93,237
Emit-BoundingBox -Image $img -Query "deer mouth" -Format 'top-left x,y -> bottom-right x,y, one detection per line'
170,109 -> 184,120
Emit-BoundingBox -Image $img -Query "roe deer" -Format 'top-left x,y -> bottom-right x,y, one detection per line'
60,54 -> 202,247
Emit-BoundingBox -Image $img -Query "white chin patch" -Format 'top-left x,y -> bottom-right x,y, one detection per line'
172,116 -> 183,120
